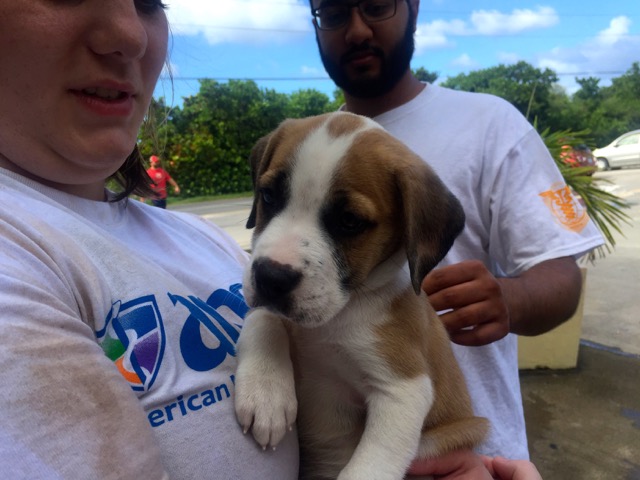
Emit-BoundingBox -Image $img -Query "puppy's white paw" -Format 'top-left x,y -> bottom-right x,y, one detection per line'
234,362 -> 297,450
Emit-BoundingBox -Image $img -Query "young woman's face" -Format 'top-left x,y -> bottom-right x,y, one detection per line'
0,0 -> 168,199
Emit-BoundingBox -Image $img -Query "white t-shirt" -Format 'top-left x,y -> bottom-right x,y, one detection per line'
0,168 -> 298,479
374,84 -> 603,459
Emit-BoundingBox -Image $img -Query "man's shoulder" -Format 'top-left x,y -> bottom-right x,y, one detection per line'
377,83 -> 523,128
430,84 -> 516,112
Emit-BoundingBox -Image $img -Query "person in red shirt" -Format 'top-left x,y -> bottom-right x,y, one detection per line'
146,155 -> 180,208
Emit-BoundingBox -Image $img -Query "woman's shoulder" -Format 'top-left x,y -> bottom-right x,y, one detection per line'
142,204 -> 249,263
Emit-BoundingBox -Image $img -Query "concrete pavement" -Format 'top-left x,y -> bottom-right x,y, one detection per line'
522,169 -> 640,479
172,197 -> 254,250
521,344 -> 640,479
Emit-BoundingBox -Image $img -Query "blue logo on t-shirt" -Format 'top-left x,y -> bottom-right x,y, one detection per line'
169,284 -> 248,372
96,296 -> 166,392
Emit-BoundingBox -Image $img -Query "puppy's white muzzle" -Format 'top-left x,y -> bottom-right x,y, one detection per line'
245,218 -> 349,327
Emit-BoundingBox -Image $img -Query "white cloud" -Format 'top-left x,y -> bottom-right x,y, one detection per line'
451,54 -> 479,69
470,7 -> 558,35
416,19 -> 467,50
540,15 -> 636,70
595,16 -> 632,47
166,0 -> 311,45
415,6 -> 558,53
538,58 -> 579,75
536,16 -> 640,92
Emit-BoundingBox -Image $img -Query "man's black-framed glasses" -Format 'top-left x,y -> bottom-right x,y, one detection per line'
312,0 -> 398,31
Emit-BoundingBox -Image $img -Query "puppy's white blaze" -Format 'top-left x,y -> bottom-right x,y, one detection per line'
291,118 -> 378,211
252,213 -> 318,264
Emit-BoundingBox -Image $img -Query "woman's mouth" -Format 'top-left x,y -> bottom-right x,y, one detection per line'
81,87 -> 128,101
72,86 -> 135,117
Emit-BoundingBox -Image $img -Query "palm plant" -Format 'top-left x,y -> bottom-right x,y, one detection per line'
539,128 -> 631,261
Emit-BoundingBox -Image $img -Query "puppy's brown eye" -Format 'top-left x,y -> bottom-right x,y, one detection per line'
260,187 -> 286,219
261,188 -> 275,205
340,212 -> 366,234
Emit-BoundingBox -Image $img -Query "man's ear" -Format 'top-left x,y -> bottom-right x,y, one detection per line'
397,157 -> 465,294
246,133 -> 273,229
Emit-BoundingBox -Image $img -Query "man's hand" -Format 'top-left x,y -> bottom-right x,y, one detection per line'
422,257 -> 582,345
422,260 -> 510,346
406,451 -> 543,479
482,456 -> 543,480
406,450 -> 492,479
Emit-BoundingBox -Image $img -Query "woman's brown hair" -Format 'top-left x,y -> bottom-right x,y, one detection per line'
108,146 -> 155,202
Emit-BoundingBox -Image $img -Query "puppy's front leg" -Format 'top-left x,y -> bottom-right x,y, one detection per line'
234,308 -> 297,450
338,375 -> 434,480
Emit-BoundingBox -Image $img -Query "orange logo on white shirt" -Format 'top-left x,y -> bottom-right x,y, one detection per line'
539,183 -> 589,232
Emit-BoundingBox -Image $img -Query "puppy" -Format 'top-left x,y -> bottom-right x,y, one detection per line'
234,112 -> 488,480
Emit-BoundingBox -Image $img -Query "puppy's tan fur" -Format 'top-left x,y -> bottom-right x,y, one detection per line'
235,112 -> 488,480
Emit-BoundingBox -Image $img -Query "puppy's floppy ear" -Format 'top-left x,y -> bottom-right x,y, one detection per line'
246,133 -> 274,229
397,156 -> 465,294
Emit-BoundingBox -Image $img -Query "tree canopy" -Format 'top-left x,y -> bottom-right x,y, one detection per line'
139,61 -> 640,198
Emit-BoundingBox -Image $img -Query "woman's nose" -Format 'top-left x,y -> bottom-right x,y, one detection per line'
87,0 -> 149,61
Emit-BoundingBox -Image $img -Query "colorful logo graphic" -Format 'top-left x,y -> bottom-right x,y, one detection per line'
539,182 -> 589,232
96,296 -> 166,392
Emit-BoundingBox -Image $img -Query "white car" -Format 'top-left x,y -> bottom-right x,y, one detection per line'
593,130 -> 640,170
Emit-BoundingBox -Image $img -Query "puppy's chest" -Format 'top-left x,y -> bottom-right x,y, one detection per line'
292,321 -> 394,401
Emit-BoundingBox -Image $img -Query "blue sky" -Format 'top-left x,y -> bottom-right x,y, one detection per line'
155,0 -> 640,106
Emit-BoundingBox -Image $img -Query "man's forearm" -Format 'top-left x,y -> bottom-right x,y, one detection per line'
498,257 -> 583,336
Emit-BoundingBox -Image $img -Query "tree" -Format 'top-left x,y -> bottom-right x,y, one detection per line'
413,67 -> 438,83
602,62 -> 640,137
286,89 -> 334,118
574,63 -> 640,146
574,77 -> 602,103
165,79 -> 290,196
138,97 -> 178,160
442,61 -> 559,130
138,61 -> 640,199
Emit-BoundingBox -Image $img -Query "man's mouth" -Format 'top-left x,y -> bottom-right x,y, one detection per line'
343,47 -> 382,64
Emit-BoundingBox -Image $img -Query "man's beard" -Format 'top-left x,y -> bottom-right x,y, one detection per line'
316,14 -> 416,99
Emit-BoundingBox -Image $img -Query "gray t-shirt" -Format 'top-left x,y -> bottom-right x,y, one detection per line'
0,169 -> 299,479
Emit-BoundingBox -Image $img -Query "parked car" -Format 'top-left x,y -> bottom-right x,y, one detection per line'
560,143 -> 597,175
593,130 -> 640,171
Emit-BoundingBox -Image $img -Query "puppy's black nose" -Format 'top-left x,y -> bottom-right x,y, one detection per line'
252,258 -> 302,302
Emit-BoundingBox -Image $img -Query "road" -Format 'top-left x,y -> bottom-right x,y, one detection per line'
171,197 -> 254,250
171,169 -> 640,355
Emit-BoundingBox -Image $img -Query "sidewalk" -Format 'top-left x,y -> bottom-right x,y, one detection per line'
521,343 -> 640,479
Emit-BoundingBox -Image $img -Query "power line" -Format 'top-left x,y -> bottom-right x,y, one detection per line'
183,0 -> 639,17
170,22 -> 636,38
162,70 -> 628,83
